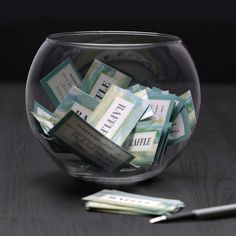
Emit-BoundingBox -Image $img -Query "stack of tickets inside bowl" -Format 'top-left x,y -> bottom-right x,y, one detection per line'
32,58 -> 197,172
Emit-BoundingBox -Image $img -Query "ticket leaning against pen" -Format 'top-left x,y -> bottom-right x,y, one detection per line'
32,57 -> 197,172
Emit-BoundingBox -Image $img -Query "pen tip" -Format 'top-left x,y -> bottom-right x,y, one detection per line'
149,215 -> 167,224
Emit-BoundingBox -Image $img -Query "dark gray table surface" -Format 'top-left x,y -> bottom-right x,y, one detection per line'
1,82 -> 236,236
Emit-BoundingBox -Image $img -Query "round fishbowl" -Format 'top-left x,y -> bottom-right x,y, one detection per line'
25,31 -> 201,184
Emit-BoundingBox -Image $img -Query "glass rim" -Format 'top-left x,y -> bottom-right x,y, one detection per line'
46,31 -> 182,48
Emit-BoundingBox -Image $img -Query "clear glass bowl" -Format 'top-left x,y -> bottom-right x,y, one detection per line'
25,31 -> 201,184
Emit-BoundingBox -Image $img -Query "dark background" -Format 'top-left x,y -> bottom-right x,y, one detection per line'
1,0 -> 236,83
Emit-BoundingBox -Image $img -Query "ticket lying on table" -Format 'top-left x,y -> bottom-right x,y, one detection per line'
48,111 -> 135,172
87,85 -> 149,146
83,189 -> 185,216
80,59 -> 132,101
85,201 -> 146,215
40,58 -> 82,106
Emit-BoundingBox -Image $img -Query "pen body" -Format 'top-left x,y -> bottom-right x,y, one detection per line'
194,203 -> 236,219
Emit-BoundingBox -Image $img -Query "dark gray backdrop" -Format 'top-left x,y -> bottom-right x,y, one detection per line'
0,0 -> 236,83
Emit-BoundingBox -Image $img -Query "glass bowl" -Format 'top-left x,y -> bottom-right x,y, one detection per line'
25,31 -> 201,184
